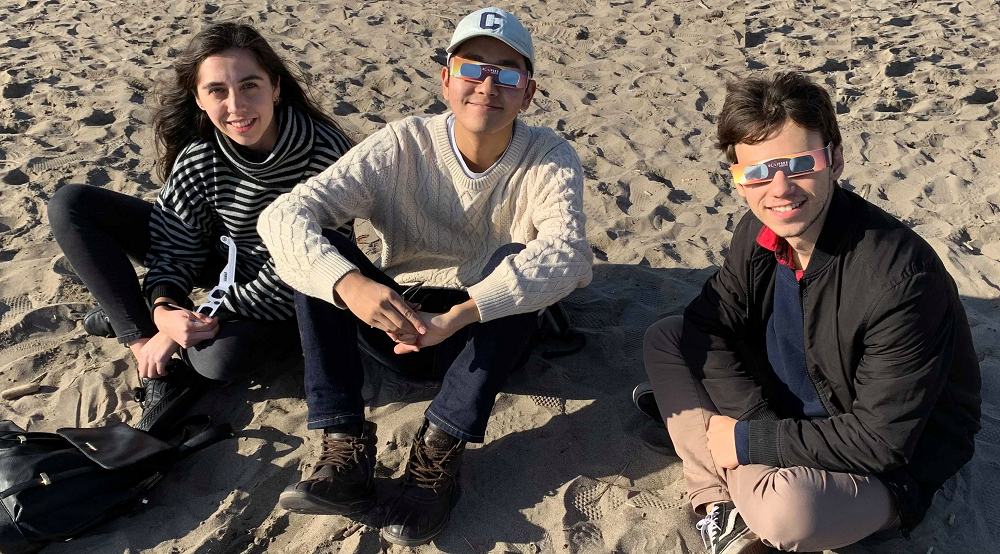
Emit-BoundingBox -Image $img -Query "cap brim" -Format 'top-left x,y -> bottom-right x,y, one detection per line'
446,35 -> 533,73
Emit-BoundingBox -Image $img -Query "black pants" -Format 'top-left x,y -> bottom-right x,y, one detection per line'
47,184 -> 299,382
297,231 -> 539,442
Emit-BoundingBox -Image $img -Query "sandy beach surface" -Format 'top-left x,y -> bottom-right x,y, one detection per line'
1,0 -> 999,552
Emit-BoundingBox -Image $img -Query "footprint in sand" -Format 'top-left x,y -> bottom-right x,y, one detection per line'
529,394 -> 567,414
0,304 -> 87,369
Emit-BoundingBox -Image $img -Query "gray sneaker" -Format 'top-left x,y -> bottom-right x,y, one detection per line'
695,501 -> 770,554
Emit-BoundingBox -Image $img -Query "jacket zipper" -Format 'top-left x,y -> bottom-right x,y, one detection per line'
798,277 -> 837,417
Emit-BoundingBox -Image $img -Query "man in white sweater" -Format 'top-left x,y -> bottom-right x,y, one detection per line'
258,7 -> 592,546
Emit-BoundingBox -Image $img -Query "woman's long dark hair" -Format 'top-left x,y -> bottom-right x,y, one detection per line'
153,22 -> 349,182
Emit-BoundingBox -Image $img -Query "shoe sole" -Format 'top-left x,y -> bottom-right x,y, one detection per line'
278,489 -> 376,515
134,385 -> 201,438
632,382 -> 663,424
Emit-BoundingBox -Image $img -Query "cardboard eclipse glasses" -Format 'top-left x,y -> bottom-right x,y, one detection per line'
729,143 -> 833,186
449,56 -> 530,89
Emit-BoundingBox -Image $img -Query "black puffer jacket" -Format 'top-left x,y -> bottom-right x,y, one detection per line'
681,186 -> 981,535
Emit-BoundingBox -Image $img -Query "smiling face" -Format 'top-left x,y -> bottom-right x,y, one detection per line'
194,48 -> 280,153
733,120 -> 844,247
441,36 -> 536,139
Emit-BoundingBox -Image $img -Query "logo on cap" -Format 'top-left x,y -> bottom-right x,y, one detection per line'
480,12 -> 503,30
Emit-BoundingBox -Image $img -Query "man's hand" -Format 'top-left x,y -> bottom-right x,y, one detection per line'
152,301 -> 219,348
136,332 -> 181,379
392,299 -> 481,354
707,415 -> 740,470
335,271 -> 426,337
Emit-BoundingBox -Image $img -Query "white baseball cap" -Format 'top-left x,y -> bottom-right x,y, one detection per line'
447,7 -> 535,73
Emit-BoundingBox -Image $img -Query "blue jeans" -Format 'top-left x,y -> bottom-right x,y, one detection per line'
296,231 -> 538,442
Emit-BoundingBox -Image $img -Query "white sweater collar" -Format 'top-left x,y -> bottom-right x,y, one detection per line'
431,113 -> 530,191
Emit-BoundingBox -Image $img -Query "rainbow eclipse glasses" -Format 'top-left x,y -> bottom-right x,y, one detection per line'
449,56 -> 530,89
729,143 -> 833,186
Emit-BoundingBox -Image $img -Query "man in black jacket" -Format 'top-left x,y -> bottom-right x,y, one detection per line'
636,72 -> 981,554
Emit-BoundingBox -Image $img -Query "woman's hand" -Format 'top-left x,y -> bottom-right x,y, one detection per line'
153,304 -> 219,348
136,332 -> 181,379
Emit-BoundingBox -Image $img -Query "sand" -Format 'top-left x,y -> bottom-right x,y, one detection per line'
1,0 -> 998,552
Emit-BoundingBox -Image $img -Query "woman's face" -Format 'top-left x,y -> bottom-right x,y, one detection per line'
194,48 -> 280,153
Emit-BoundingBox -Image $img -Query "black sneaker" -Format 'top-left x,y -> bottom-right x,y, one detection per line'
278,422 -> 378,515
632,381 -> 663,424
133,360 -> 202,438
695,501 -> 770,554
381,420 -> 465,546
83,305 -> 115,338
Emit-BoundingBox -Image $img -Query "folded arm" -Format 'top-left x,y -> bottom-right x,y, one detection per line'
467,143 -> 593,322
747,272 -> 957,473
258,130 -> 396,304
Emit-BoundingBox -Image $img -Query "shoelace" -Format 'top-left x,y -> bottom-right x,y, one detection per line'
316,435 -> 365,473
405,440 -> 461,490
695,503 -> 722,550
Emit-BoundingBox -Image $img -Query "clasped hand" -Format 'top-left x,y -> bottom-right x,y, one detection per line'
706,415 -> 740,470
335,272 -> 477,355
153,304 -> 219,348
336,271 -> 427,341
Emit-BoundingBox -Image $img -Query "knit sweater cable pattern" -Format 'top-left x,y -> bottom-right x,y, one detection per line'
258,113 -> 593,322
144,105 -> 353,320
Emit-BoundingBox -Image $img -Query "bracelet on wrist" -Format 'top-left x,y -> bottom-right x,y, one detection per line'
150,301 -> 179,318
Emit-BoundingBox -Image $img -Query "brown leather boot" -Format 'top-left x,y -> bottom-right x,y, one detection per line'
278,421 -> 377,515
381,420 -> 465,546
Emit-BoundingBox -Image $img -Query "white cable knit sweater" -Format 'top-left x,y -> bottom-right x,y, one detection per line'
258,113 -> 593,322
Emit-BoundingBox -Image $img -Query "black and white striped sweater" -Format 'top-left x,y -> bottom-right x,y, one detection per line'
143,105 -> 353,320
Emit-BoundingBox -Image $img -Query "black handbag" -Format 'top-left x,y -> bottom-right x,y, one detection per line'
0,416 -> 233,554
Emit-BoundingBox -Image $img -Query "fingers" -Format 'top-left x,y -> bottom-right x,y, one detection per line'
137,357 -> 150,380
394,343 -> 420,355
138,356 -> 169,379
187,310 -> 217,324
388,295 -> 426,335
379,297 -> 419,335
155,358 -> 170,377
176,318 -> 219,347
387,331 -> 418,344
178,328 -> 218,349
183,316 -> 219,331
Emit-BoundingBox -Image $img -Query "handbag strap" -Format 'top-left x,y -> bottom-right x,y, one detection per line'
0,432 -> 68,444
0,466 -> 99,500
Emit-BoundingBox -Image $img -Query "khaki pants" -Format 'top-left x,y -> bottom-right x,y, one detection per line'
643,316 -> 899,552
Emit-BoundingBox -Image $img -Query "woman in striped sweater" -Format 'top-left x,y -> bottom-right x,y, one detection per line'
47,23 -> 353,436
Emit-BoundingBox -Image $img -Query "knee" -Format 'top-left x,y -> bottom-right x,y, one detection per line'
642,315 -> 683,357
180,349 -> 233,384
739,485 -> 823,550
481,243 -> 526,277
47,184 -> 89,231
